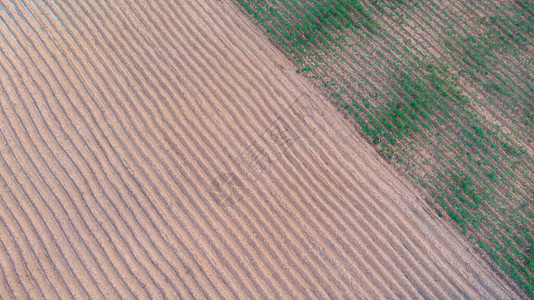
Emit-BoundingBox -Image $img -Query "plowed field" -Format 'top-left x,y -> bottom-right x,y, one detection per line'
0,0 -> 524,298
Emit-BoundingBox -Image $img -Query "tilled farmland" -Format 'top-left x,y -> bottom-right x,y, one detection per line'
0,0 -> 529,299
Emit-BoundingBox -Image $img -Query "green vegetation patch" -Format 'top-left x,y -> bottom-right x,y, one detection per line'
238,0 -> 534,296
238,0 -> 376,52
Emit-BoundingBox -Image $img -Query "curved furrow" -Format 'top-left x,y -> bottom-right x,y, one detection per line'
4,2 -> 217,298
2,49 -> 114,298
0,112 -> 92,298
23,2 -> 222,298
33,0 -> 264,296
0,141 -> 72,298
4,2 -> 198,298
42,2 -> 270,298
0,15 -> 168,298
0,24 -> 171,300
0,209 -> 37,299
0,189 -> 64,300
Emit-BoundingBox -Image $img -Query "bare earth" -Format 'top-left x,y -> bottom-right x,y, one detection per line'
0,0 -> 524,298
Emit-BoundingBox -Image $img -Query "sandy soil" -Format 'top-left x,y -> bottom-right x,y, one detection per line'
0,0 -> 523,298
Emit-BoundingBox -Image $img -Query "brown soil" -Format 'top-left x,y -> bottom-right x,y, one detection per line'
0,0 -> 523,298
